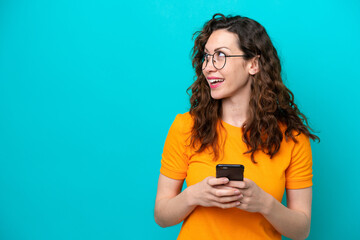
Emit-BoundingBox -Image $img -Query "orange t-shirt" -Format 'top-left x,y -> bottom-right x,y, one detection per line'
160,112 -> 313,240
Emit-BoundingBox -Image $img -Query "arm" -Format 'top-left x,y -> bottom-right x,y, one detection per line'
225,179 -> 312,240
262,187 -> 312,240
261,132 -> 313,239
154,174 -> 242,228
154,174 -> 195,228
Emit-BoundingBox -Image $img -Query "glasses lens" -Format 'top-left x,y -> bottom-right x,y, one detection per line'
202,54 -> 208,70
214,52 -> 226,69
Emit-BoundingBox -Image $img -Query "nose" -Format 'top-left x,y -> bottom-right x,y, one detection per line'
203,58 -> 217,73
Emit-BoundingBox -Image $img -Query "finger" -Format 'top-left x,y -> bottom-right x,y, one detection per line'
236,202 -> 248,210
208,177 -> 229,186
211,188 -> 240,197
214,185 -> 238,190
224,180 -> 248,189
215,201 -> 241,209
213,194 -> 243,204
241,188 -> 253,197
243,178 -> 252,187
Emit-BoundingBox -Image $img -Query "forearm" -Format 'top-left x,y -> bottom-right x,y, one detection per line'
262,194 -> 310,240
154,187 -> 196,228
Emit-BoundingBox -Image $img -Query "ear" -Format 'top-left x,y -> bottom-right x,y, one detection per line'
248,55 -> 260,75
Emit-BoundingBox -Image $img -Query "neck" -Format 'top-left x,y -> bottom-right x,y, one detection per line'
221,88 -> 251,128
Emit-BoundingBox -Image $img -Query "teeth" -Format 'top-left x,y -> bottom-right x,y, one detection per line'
209,79 -> 224,83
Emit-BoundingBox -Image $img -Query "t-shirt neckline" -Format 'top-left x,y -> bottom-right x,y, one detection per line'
220,119 -> 244,129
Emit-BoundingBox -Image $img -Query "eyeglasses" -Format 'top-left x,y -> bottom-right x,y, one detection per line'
202,51 -> 247,70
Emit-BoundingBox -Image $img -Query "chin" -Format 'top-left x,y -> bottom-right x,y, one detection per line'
211,88 -> 231,99
210,92 -> 225,100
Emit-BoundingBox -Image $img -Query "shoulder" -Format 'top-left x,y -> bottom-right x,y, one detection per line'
172,112 -> 194,132
175,111 -> 193,123
278,123 -> 311,152
278,122 -> 310,141
167,112 -> 194,141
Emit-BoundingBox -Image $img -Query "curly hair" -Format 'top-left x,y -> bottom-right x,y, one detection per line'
187,13 -> 319,163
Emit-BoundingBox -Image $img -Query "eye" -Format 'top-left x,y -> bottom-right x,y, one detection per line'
217,51 -> 226,57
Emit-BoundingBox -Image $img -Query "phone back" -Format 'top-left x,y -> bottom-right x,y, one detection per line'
216,164 -> 244,181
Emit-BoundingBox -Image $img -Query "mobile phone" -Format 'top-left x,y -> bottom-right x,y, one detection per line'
216,164 -> 244,181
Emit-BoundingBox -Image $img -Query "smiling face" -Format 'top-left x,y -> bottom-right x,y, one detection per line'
203,29 -> 254,101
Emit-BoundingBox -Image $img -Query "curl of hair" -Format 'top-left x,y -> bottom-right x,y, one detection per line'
187,13 -> 319,163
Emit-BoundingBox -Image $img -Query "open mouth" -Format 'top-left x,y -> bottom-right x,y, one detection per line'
209,79 -> 224,84
209,79 -> 224,88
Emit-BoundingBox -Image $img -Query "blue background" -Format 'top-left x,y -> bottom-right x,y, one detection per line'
1,0 -> 359,239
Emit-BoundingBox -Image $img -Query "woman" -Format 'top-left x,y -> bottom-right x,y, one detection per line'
154,13 -> 319,240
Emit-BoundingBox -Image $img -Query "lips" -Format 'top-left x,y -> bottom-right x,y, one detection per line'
209,78 -> 224,84
208,78 -> 224,89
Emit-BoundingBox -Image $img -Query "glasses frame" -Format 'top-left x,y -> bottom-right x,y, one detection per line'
202,51 -> 247,70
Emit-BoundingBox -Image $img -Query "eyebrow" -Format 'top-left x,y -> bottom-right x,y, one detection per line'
204,47 -> 231,52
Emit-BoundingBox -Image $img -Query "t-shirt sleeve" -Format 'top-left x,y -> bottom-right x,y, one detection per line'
285,133 -> 313,189
160,114 -> 189,180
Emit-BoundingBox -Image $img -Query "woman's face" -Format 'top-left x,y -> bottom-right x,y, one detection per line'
202,29 -> 254,100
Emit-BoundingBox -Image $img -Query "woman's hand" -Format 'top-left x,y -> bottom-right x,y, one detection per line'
186,177 -> 242,209
223,178 -> 273,214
